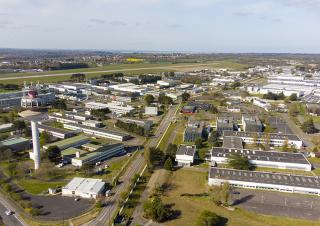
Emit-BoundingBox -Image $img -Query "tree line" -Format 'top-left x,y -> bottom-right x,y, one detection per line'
115,120 -> 147,136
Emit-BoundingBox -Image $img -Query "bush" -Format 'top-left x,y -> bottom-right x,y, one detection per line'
2,183 -> 12,192
95,200 -> 104,209
10,192 -> 22,201
164,158 -> 173,171
197,210 -> 226,226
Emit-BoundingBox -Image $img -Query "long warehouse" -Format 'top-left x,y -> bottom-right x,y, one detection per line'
210,147 -> 312,171
209,168 -> 320,196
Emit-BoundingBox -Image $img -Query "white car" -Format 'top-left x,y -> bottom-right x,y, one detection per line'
5,210 -> 14,216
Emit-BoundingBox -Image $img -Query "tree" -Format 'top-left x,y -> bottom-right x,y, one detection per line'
145,147 -> 164,169
165,143 -> 177,159
195,138 -> 204,149
281,138 -> 289,152
230,82 -> 241,89
91,108 -> 110,120
158,93 -> 173,106
181,92 -> 190,102
228,154 -> 252,170
52,99 -> 67,110
289,93 -> 298,101
13,120 -> 26,133
70,73 -> 86,82
144,94 -> 155,106
44,146 -> 61,164
40,131 -> 50,146
196,210 -> 225,226
301,118 -> 318,134
208,131 -> 220,147
220,182 -> 230,205
143,196 -> 169,222
164,158 -> 173,171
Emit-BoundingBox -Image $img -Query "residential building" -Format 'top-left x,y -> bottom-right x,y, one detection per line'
118,118 -> 153,131
175,145 -> 197,167
216,116 -> 235,136
222,136 -> 243,149
242,115 -> 263,132
184,122 -> 205,142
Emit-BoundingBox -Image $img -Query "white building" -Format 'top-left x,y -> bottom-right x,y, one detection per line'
253,98 -> 271,112
209,168 -> 320,196
210,147 -> 312,171
175,145 -> 196,167
85,101 -> 134,116
157,80 -> 178,88
109,83 -> 148,95
223,131 -> 303,149
63,123 -> 131,141
62,177 -> 106,199
145,106 -> 158,116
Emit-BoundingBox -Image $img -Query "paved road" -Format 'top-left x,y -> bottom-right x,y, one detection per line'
0,196 -> 26,226
84,105 -> 179,226
0,63 -> 217,81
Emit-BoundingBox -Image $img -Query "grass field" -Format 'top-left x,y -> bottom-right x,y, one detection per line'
161,169 -> 320,226
15,179 -> 66,195
0,60 -> 248,84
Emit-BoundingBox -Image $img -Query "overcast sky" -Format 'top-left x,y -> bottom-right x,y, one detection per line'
0,0 -> 320,53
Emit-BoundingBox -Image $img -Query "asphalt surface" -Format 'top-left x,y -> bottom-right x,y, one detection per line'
0,196 -> 26,226
84,105 -> 179,226
231,189 -> 320,221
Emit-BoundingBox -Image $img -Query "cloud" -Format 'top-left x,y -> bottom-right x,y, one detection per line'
232,11 -> 253,17
0,20 -> 14,28
109,20 -> 127,26
167,24 -> 183,28
89,18 -> 105,24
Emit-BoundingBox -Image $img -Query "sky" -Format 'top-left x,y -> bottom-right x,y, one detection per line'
0,0 -> 320,53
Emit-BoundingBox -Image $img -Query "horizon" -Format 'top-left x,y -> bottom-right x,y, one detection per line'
1,0 -> 320,53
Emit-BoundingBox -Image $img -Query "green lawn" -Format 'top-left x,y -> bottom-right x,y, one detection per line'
161,169 -> 320,226
157,123 -> 176,151
16,179 -> 66,195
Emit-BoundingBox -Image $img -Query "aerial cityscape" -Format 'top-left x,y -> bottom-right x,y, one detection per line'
1,1 -> 320,226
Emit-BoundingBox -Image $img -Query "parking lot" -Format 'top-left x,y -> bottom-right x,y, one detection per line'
30,195 -> 93,221
232,189 -> 320,221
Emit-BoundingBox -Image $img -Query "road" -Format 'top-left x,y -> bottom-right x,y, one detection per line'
0,63 -> 220,81
84,105 -> 179,226
0,196 -> 27,226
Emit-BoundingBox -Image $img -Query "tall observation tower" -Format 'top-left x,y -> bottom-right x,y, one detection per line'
19,110 -> 43,170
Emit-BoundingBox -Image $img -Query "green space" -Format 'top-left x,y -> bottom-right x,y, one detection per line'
15,179 -> 66,195
160,169 -> 319,226
0,60 -> 248,84
157,122 -> 176,151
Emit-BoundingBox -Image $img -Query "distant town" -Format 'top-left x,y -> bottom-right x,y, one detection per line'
0,51 -> 320,226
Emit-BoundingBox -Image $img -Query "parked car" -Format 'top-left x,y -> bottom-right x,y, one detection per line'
5,210 -> 14,216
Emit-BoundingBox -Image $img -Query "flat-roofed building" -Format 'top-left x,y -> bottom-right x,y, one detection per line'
62,143 -> 125,167
222,136 -> 243,149
175,145 -> 196,167
216,116 -> 235,135
38,124 -> 75,139
0,137 -> 30,151
223,131 -> 303,149
242,115 -> 263,132
85,101 -> 134,116
82,120 -> 104,128
63,123 -> 131,141
210,147 -> 312,171
48,114 -> 80,124
184,122 -> 205,142
145,106 -> 158,116
209,168 -> 320,196
62,177 -> 106,199
118,118 -> 153,131
43,135 -> 89,150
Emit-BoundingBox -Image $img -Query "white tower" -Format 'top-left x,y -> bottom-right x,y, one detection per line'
31,120 -> 41,170
19,110 -> 42,170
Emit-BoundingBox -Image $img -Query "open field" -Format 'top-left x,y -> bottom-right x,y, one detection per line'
15,179 -> 66,195
161,168 -> 320,226
0,60 -> 248,84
